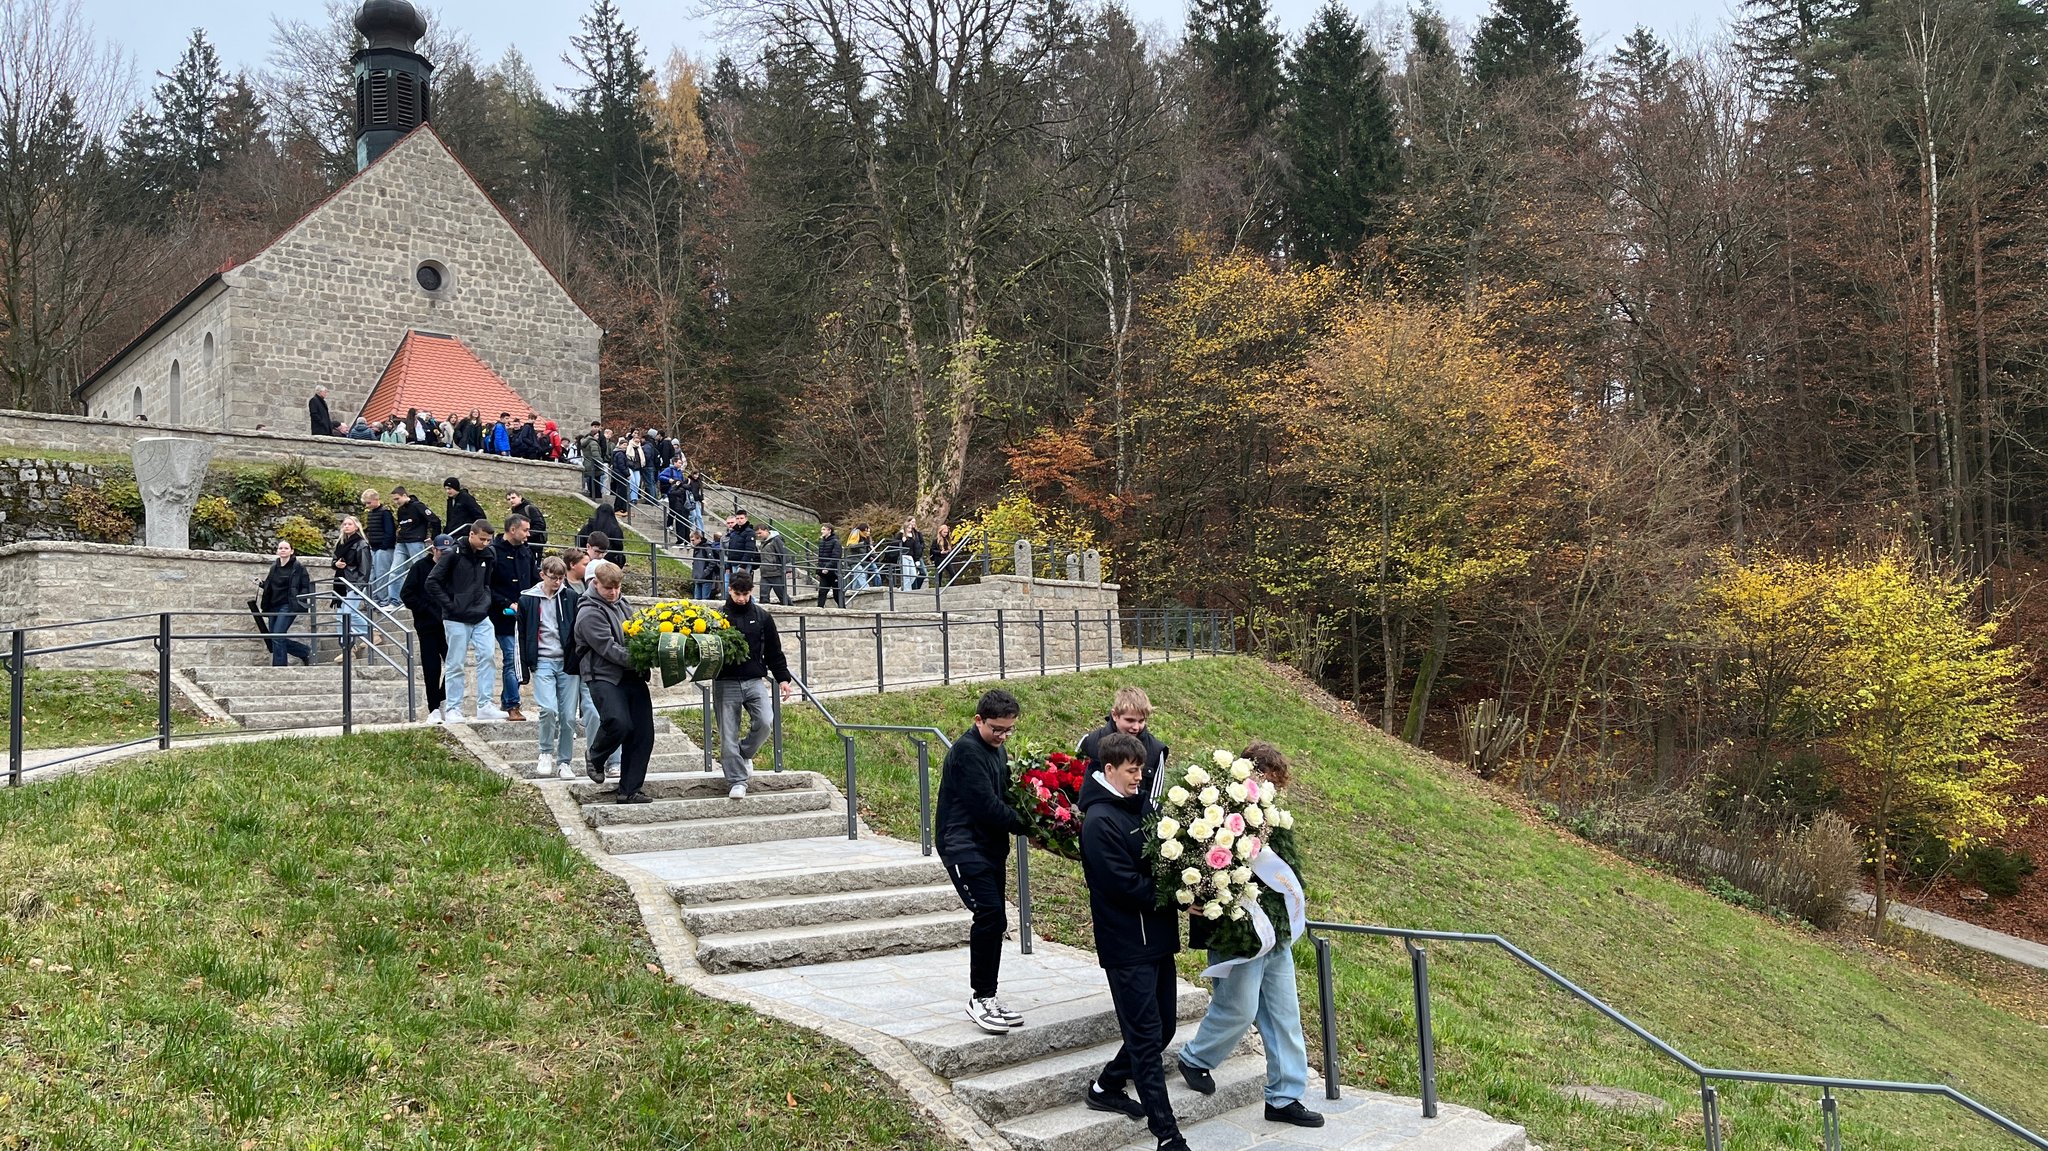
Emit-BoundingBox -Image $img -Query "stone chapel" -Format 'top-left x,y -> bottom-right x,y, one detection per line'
76,0 -> 601,435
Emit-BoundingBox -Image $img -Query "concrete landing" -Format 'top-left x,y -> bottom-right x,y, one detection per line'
1121,1092 -> 1524,1151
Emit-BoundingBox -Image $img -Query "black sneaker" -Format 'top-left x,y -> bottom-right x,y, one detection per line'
616,791 -> 653,805
1084,1081 -> 1144,1119
1177,1056 -> 1215,1095
585,757 -> 606,785
1264,1099 -> 1326,1127
1156,1138 -> 1191,1151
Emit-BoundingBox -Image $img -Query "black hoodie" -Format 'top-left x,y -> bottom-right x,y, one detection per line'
1077,716 -> 1169,801
934,725 -> 1028,862
1078,772 -> 1181,970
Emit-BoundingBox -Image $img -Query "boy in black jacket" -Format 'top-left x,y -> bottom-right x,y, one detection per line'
1077,731 -> 1188,1151
935,689 -> 1030,1035
1077,686 -> 1170,804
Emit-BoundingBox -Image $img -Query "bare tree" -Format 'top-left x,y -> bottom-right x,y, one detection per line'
0,0 -> 144,411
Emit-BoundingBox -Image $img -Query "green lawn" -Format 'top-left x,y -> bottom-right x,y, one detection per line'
2,670 -> 215,750
773,658 -> 2048,1151
0,730 -> 947,1150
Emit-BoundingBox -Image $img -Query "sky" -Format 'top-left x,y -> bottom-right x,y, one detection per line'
85,0 -> 1740,100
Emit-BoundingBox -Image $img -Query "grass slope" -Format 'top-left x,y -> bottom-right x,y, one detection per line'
771,658 -> 2048,1151
0,731 -> 945,1150
3,670 -> 214,750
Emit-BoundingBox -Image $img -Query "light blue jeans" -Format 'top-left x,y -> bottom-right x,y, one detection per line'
531,657 -> 578,762
369,548 -> 397,605
442,619 -> 499,717
1178,942 -> 1310,1106
338,591 -> 372,644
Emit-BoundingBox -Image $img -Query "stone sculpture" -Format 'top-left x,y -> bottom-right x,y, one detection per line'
1082,549 -> 1101,584
132,437 -> 214,550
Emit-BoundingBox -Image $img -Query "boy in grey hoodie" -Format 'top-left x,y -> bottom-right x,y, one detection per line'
571,561 -> 653,803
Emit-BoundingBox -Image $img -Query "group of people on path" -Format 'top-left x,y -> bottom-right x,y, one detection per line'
936,686 -> 1322,1151
307,387 -> 569,461
808,518 -> 947,607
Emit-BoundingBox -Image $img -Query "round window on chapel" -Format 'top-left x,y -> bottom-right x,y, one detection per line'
415,261 -> 446,293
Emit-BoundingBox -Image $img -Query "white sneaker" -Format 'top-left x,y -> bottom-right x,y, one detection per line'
477,705 -> 509,722
728,783 -> 747,799
988,998 -> 1024,1027
425,709 -> 442,724
443,710 -> 468,725
538,753 -> 555,776
558,763 -> 579,781
965,997 -> 1015,1035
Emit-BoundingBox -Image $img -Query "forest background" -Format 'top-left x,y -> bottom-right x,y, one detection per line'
8,0 -> 2048,932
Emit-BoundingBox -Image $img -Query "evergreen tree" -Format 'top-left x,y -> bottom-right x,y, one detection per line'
1468,0 -> 1582,88
1284,1 -> 1398,263
549,0 -> 654,226
1188,0 -> 1285,135
116,29 -> 234,210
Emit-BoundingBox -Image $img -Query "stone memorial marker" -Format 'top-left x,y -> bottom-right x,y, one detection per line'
1065,552 -> 1081,582
1013,539 -> 1033,583
133,437 -> 214,550
1082,549 -> 1101,584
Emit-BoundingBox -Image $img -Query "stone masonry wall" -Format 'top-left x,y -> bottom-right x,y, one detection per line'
0,542 -> 288,670
80,287 -> 233,429
0,459 -> 104,544
85,129 -> 601,437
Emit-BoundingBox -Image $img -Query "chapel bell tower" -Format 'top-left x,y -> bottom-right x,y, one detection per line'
352,0 -> 433,171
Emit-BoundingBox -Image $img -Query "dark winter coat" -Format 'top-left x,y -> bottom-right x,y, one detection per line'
1078,772 -> 1181,969
510,499 -> 548,546
489,535 -> 539,636
756,532 -> 790,582
259,558 -> 313,614
935,725 -> 1028,863
394,498 -> 433,544
815,533 -> 842,577
426,540 -> 495,624
518,582 -> 581,678
692,538 -> 723,587
308,394 -> 336,436
399,548 -> 442,631
445,488 -> 487,535
364,505 -> 397,550
332,532 -> 371,594
1078,716 -> 1170,803
571,588 -> 634,685
716,598 -> 791,683
722,524 -> 759,571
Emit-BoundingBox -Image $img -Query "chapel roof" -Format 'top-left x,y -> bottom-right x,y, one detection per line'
359,330 -> 537,426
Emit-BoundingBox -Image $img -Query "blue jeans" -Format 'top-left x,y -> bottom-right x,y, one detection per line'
442,619 -> 499,717
627,471 -> 641,504
338,591 -> 372,644
1177,943 -> 1310,1106
267,608 -> 309,665
495,630 -> 520,708
369,548 -> 397,605
531,657 -> 578,762
393,540 -> 425,584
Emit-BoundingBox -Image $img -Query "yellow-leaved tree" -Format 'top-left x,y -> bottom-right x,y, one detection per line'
1291,298 -> 1567,740
1698,550 -> 1839,794
1819,553 -> 2026,936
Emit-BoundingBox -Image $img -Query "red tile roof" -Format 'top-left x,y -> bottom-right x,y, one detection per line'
360,330 -> 537,424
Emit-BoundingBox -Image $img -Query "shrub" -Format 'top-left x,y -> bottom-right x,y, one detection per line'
275,515 -> 327,557
101,477 -> 145,517
192,496 -> 239,545
316,474 -> 358,508
1960,845 -> 2037,897
63,485 -> 136,544
227,467 -> 275,507
953,491 -> 1103,577
267,458 -> 311,496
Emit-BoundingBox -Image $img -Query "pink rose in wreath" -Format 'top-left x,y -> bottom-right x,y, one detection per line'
1053,806 -> 1072,823
1224,812 -> 1246,835
1242,835 -> 1262,859
1205,846 -> 1233,870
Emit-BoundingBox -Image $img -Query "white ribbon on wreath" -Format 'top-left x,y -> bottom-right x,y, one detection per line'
1199,847 -> 1307,979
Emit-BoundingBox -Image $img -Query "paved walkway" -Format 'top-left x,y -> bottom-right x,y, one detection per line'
1849,893 -> 2048,972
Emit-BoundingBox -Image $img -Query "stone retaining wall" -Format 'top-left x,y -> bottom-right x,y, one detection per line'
0,408 -> 818,525
0,458 -> 105,544
0,541 -> 286,669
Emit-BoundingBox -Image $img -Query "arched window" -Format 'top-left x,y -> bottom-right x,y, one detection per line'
168,361 -> 183,424
132,386 -> 144,419
202,332 -> 215,370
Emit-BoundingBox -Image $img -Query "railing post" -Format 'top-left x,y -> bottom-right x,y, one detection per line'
771,680 -> 785,772
1406,939 -> 1438,1119
8,629 -> 25,788
1701,1081 -> 1723,1151
1015,835 -> 1035,955
1213,610 -> 1223,654
1188,609 -> 1196,659
1106,609 -> 1115,668
842,734 -> 859,840
157,613 -> 172,750
941,611 -> 951,686
1314,933 -> 1341,1101
798,615 -> 810,685
649,540 -> 657,595
340,612 -> 354,736
874,613 -> 886,693
1073,610 -> 1082,672
1136,611 -> 1144,664
1037,610 -> 1046,676
1821,1088 -> 1841,1151
996,609 -> 1007,678
915,739 -> 933,856
405,632 -> 417,722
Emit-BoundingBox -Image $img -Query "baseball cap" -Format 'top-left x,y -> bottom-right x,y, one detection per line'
433,534 -> 455,549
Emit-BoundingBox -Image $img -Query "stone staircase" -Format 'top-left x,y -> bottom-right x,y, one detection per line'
482,714 -> 706,779
556,770 -> 1527,1151
184,663 -> 418,730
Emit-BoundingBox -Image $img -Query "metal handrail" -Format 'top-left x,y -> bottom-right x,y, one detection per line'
1303,920 -> 2048,1151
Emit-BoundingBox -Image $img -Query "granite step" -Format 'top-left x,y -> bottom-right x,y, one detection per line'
694,909 -> 973,973
207,689 -> 414,713
671,855 -> 949,906
584,788 -> 832,827
231,706 -> 418,730
567,771 -> 825,805
953,1036 -> 1236,1125
1112,1095 -> 1527,1151
900,985 -> 1210,1080
595,808 -> 848,853
471,715 -> 677,741
995,1052 -> 1268,1151
681,882 -> 961,936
